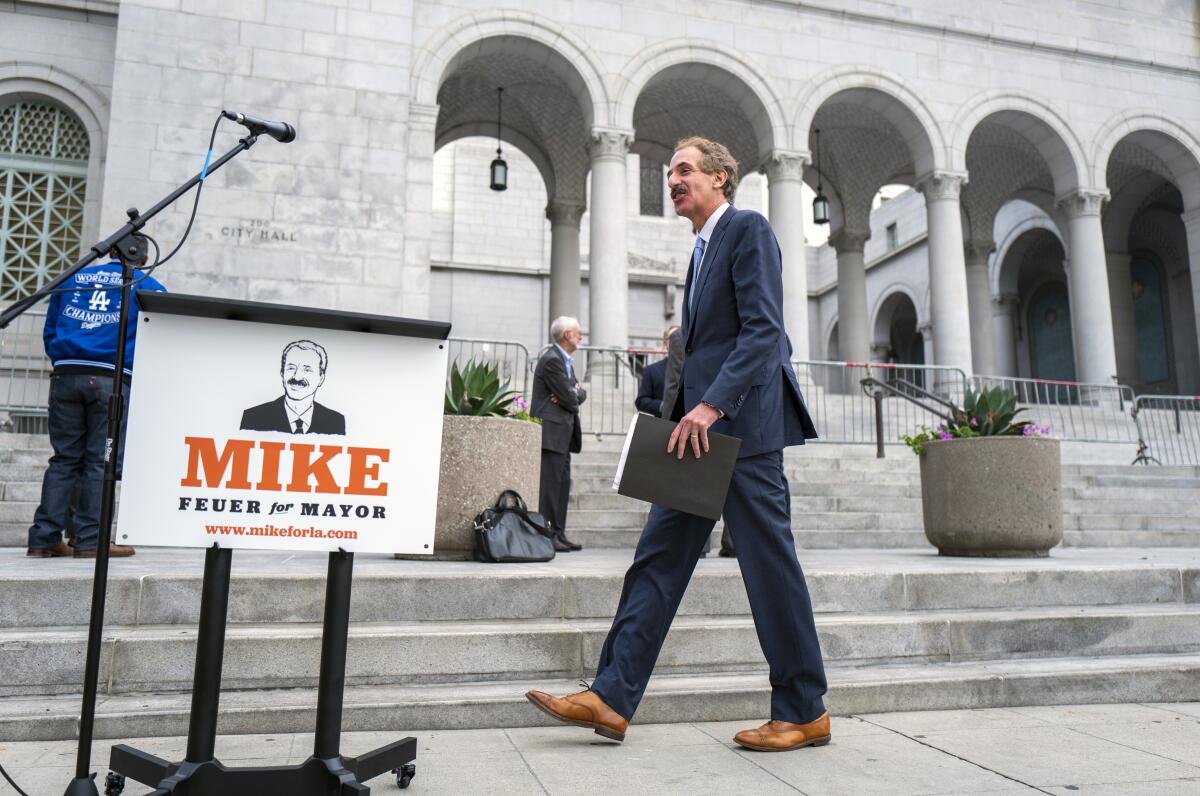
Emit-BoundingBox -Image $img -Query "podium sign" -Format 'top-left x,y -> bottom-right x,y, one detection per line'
118,294 -> 449,555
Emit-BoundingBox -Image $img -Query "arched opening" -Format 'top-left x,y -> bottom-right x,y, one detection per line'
430,35 -> 595,350
802,87 -> 937,366
0,98 -> 89,300
1104,129 -> 1200,393
873,291 -> 922,364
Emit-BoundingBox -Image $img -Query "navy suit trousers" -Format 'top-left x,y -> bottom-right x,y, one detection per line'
590,450 -> 827,724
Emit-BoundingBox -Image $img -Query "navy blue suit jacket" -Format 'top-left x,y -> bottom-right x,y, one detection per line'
635,357 -> 667,416
678,206 -> 818,457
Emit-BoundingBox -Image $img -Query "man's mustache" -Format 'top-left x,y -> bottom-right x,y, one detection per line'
287,377 -> 310,388
671,185 -> 687,198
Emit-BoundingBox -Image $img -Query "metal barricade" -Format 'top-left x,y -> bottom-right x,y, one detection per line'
793,360 -> 968,446
445,337 -> 533,397
576,345 -> 666,436
0,308 -> 51,432
968,375 -> 1137,443
1132,395 -> 1200,465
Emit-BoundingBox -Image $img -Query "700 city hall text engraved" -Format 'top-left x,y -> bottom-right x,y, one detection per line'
221,218 -> 299,243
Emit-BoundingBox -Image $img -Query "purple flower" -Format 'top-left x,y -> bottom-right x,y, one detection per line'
969,418 -> 978,426
939,432 -> 952,440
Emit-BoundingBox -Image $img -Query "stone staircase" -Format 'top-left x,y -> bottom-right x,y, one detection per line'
568,437 -> 1200,550
1,430 -> 1199,742
0,547 -> 1198,741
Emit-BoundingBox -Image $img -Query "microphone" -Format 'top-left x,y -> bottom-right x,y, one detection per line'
221,110 -> 296,143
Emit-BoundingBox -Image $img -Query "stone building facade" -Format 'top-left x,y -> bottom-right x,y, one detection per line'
2,0 -> 1198,394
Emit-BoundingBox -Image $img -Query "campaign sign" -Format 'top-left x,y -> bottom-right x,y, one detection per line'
118,295 -> 448,555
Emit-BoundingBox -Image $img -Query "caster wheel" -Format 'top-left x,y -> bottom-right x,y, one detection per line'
394,762 -> 416,789
104,771 -> 126,795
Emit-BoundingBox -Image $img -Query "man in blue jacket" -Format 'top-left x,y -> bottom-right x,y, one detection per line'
26,259 -> 166,558
527,137 -> 829,752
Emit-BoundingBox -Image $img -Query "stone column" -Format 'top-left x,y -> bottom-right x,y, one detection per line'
1182,208 -> 1200,388
992,294 -> 1020,377
829,228 -> 871,364
1059,189 -> 1118,385
918,322 -> 935,367
1105,250 -> 1139,385
965,244 -> 997,376
546,201 -> 585,323
765,150 -> 810,358
586,129 -> 634,348
400,101 -> 440,319
919,172 -> 974,375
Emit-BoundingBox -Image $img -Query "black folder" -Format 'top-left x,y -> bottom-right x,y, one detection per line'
613,413 -> 741,520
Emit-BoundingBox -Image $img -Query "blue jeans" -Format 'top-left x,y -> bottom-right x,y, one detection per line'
27,372 -> 128,550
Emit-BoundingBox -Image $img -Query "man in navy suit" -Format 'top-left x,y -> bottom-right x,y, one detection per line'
634,326 -> 678,417
527,137 -> 829,752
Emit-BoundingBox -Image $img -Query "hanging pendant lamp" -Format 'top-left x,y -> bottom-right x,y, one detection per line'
489,87 -> 507,191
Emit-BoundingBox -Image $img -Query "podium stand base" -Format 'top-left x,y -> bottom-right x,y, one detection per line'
106,738 -> 416,795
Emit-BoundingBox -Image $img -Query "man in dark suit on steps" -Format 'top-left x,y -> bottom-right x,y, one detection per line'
634,326 -> 678,417
241,339 -> 345,435
531,316 -> 587,552
527,136 -> 829,752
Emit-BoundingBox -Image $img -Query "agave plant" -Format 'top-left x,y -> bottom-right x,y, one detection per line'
956,385 -> 1029,436
901,385 -> 1042,455
444,359 -> 518,416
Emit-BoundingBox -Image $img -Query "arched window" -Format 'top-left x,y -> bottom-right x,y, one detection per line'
0,100 -> 89,300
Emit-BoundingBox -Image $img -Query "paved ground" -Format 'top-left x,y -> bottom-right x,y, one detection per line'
1,703 -> 1198,794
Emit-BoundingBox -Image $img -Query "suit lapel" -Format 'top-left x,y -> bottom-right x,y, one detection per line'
685,206 -> 736,346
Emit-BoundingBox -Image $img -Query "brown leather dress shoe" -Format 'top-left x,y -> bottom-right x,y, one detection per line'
73,543 -> 135,558
26,541 -> 73,558
525,689 -> 627,741
733,713 -> 831,751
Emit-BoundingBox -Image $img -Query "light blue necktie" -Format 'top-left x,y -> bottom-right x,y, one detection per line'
688,236 -> 706,315
564,353 -> 574,380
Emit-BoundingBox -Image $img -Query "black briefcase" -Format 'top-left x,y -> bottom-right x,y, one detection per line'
473,490 -> 556,563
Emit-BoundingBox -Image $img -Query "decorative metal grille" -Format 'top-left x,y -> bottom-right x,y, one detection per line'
639,159 -> 664,217
0,101 -> 89,300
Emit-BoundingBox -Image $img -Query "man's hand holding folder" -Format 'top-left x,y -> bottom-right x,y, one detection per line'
613,413 -> 740,520
666,401 -> 722,459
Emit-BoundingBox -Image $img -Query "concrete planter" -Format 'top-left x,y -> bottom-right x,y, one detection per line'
918,436 -> 1062,557
399,414 -> 541,560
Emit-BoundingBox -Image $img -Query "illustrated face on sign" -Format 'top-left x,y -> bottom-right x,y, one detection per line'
282,346 -> 324,401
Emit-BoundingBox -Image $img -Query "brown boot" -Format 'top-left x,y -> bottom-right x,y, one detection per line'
73,543 -> 135,558
26,541 -> 73,558
733,713 -> 831,751
525,689 -> 628,741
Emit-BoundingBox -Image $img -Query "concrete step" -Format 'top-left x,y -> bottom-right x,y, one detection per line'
0,464 -> 51,482
0,523 -> 26,547
0,481 -> 41,502
1063,485 -> 1200,502
566,509 -> 925,532
569,528 -> 934,549
5,549 -> 1192,629
1078,474 -> 1200,489
0,500 -> 37,522
5,604 -> 1200,698
1061,464 -> 1200,477
1066,514 -> 1200,531
1062,499 -> 1197,516
0,434 -> 51,451
3,652 -> 1198,741
1064,531 -> 1200,547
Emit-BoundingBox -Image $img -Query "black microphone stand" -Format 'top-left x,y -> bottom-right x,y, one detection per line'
0,133 -> 260,796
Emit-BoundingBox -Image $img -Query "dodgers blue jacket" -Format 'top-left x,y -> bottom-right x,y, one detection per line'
42,262 -> 167,376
